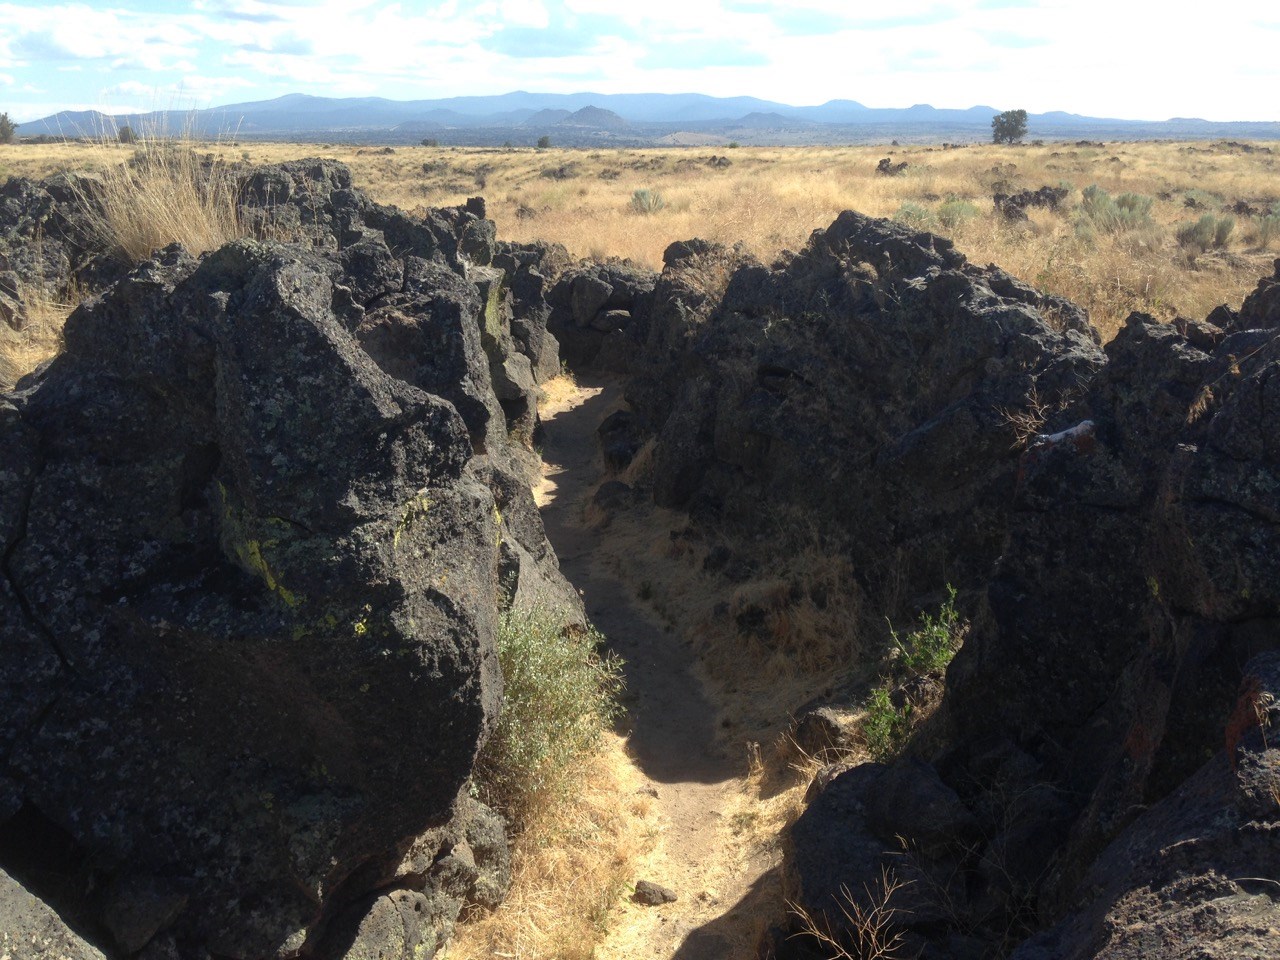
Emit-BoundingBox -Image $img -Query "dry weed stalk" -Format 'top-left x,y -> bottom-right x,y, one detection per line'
0,280 -> 85,389
788,866 -> 911,960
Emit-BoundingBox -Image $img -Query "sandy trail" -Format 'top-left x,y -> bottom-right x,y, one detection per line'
535,379 -> 778,960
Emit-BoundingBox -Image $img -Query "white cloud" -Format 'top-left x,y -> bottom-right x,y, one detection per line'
1,0 -> 1277,122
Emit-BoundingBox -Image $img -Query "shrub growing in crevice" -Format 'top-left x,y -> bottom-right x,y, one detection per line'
473,607 -> 625,827
859,587 -> 966,761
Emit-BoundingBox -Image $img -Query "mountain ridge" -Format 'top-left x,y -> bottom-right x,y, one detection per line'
18,91 -> 1280,145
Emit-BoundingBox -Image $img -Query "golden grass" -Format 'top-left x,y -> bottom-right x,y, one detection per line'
447,733 -> 653,960
0,282 -> 83,389
225,138 -> 1274,341
5,138 -> 1277,343
82,135 -> 244,262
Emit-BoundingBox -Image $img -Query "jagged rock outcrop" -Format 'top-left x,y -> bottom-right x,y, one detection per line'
568,212 -> 1104,605
993,185 -> 1070,221
1,161 -> 578,959
779,265 -> 1280,956
1011,653 -> 1280,960
550,213 -> 1280,959
546,259 -> 657,371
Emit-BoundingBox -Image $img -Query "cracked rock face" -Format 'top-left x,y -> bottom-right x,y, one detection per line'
2,240 -> 499,957
0,161 -> 577,959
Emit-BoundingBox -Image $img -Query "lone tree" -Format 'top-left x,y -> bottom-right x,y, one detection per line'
0,113 -> 17,144
992,109 -> 1028,144
536,135 -> 551,149
118,125 -> 137,144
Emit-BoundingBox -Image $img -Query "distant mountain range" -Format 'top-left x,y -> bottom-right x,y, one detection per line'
20,92 -> 1280,146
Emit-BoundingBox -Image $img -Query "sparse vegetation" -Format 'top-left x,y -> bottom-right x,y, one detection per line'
862,686 -> 912,762
937,196 -> 980,229
1258,212 -> 1280,250
5,139 -> 1276,342
789,866 -> 910,960
890,584 -> 963,676
893,201 -> 934,230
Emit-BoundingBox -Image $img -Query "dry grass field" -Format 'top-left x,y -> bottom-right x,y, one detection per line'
2,137 -> 1278,344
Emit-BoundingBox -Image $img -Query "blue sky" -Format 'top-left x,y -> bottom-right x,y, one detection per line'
1,0 -> 1276,123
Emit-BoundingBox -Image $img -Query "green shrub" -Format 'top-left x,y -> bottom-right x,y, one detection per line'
1259,212 -> 1280,249
536,135 -> 551,149
890,584 -> 964,676
118,125 -> 137,144
1176,213 -> 1235,252
893,201 -> 935,231
1177,213 -> 1216,251
1213,214 -> 1235,248
631,188 -> 665,214
859,585 -> 967,761
1080,185 -> 1154,233
474,608 -> 624,824
862,686 -> 911,762
0,112 -> 16,144
937,197 -> 980,229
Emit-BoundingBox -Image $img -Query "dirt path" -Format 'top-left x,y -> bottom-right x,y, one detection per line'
536,379 -> 778,960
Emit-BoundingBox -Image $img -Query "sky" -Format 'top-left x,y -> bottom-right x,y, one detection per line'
0,0 -> 1276,124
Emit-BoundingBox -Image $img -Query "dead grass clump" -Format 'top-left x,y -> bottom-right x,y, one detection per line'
79,132 -> 243,262
449,733 -> 650,960
0,282 -> 85,390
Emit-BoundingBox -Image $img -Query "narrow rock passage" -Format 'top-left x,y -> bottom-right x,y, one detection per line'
535,379 -> 777,960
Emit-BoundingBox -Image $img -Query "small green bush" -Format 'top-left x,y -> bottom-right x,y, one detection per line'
1177,213 -> 1235,252
631,188 -> 665,214
862,687 -> 911,762
937,197 -> 980,229
474,608 -> 624,823
1080,185 -> 1154,233
1259,212 -> 1280,249
1177,213 -> 1216,251
893,201 -> 935,231
536,135 -> 551,149
890,583 -> 963,676
1213,214 -> 1235,248
860,585 -> 966,762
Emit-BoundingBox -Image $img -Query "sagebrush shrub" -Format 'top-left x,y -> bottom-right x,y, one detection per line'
937,197 -> 980,229
1259,212 -> 1280,249
1081,185 -> 1154,233
1176,213 -> 1235,252
474,608 -> 624,825
893,201 -> 935,231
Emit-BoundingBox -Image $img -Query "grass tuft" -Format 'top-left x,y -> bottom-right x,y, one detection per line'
77,129 -> 244,262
